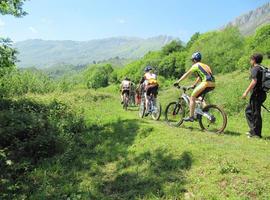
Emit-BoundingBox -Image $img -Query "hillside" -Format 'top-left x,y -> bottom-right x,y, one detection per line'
224,2 -> 270,35
2,70 -> 270,199
15,36 -> 175,68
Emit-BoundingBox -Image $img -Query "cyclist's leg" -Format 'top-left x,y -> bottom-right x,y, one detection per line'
121,90 -> 124,103
190,82 -> 209,117
192,82 -> 215,111
145,86 -> 152,113
125,90 -> 130,102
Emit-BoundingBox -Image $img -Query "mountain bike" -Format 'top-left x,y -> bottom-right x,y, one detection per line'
139,93 -> 161,120
164,85 -> 227,133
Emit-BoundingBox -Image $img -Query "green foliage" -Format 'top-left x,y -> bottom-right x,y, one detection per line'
161,40 -> 185,56
0,98 -> 85,198
0,38 -> 17,77
248,24 -> 270,57
0,0 -> 27,17
187,27 -> 245,73
185,32 -> 200,50
158,51 -> 186,78
0,69 -> 57,97
84,64 -> 114,89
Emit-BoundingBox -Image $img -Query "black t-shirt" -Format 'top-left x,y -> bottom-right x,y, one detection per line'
250,65 -> 264,94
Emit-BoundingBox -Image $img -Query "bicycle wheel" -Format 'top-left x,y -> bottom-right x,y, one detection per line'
139,99 -> 145,118
123,93 -> 128,111
151,99 -> 161,121
198,104 -> 227,133
165,99 -> 186,127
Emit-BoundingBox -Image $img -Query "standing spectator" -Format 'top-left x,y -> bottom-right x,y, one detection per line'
242,53 -> 267,138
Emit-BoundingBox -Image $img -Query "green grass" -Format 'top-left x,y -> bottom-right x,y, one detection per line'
2,71 -> 270,199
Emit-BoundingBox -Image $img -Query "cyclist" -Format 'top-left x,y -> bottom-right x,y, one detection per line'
174,52 -> 215,122
120,77 -> 131,104
140,66 -> 159,115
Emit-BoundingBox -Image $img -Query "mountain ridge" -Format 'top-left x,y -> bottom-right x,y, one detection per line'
15,35 -> 176,68
223,2 -> 270,35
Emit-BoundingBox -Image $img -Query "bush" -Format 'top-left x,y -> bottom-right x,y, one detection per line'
0,98 -> 85,198
0,69 -> 57,97
84,64 -> 114,89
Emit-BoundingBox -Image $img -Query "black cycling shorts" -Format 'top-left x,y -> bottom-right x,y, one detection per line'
145,84 -> 159,97
122,89 -> 130,96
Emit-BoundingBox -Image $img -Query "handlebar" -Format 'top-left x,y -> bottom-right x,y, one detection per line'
174,84 -> 194,92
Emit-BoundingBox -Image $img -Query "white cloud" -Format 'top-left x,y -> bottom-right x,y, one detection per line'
117,19 -> 126,24
29,26 -> 38,34
0,19 -> 5,27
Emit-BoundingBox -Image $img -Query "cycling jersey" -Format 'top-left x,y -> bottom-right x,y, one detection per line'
190,62 -> 215,82
121,80 -> 130,90
143,72 -> 158,85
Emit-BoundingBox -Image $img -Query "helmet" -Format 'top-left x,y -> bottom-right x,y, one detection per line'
191,52 -> 202,62
144,66 -> 153,72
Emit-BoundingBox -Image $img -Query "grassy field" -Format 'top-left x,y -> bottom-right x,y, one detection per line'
3,71 -> 270,200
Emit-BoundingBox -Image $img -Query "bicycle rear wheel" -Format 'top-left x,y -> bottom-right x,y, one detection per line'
123,93 -> 128,111
151,99 -> 161,121
164,99 -> 186,127
198,104 -> 227,133
139,99 -> 145,118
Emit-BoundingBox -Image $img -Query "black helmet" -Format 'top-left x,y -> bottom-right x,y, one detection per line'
144,66 -> 153,72
191,52 -> 202,62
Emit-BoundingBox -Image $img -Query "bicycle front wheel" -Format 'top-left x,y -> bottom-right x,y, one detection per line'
164,99 -> 186,127
198,104 -> 227,133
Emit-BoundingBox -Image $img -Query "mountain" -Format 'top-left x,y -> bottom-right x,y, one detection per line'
15,36 -> 175,68
224,2 -> 270,35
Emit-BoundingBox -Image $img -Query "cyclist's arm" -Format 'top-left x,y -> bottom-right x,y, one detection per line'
193,77 -> 200,87
176,69 -> 193,83
139,76 -> 145,84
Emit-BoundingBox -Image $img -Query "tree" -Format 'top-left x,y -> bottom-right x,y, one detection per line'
186,27 -> 245,73
162,40 -> 185,56
0,38 -> 17,77
84,64 -> 114,89
186,32 -> 200,50
158,52 -> 186,78
248,24 -> 270,58
0,0 -> 27,17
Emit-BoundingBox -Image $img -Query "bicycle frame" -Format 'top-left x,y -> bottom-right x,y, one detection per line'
179,88 -> 214,121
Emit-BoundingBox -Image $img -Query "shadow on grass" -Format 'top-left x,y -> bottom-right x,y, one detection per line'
28,118 -> 192,199
223,130 -> 242,136
99,149 -> 192,199
1,97 -> 193,199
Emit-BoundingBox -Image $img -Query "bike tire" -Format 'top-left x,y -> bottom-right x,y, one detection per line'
198,104 -> 227,133
151,100 -> 162,121
164,100 -> 186,127
139,99 -> 145,118
123,93 -> 128,111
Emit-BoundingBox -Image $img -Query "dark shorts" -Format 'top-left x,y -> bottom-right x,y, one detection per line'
122,89 -> 130,96
145,84 -> 159,97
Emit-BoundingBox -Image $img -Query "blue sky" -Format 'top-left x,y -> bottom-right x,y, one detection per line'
0,0 -> 269,42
